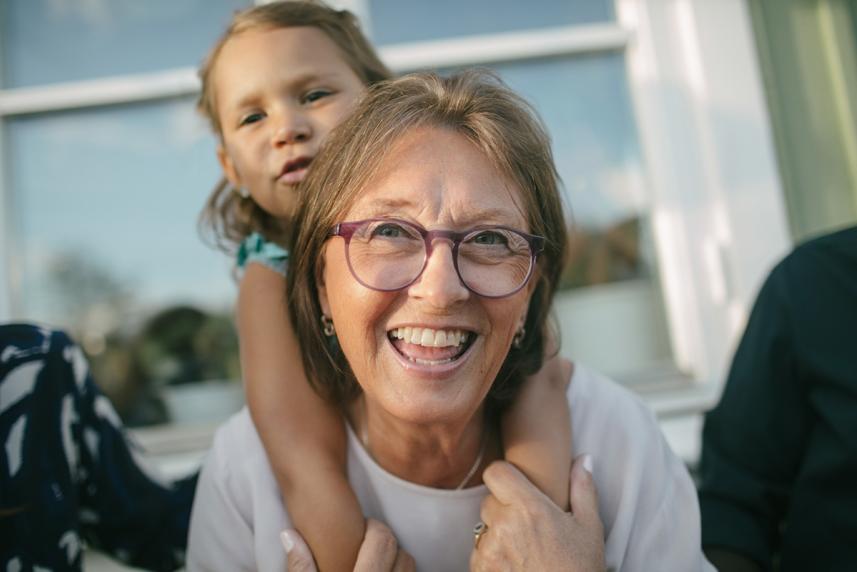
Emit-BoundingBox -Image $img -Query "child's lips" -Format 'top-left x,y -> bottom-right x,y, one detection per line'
278,167 -> 308,185
278,156 -> 313,184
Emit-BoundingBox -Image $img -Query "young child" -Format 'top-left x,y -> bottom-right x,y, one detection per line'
197,2 -> 573,570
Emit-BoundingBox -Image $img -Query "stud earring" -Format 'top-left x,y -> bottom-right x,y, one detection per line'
234,186 -> 250,199
512,326 -> 526,349
321,314 -> 336,337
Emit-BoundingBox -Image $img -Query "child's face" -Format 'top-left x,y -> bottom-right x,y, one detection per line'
214,26 -> 366,218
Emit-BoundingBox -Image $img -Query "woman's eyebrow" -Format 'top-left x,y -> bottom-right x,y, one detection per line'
456,207 -> 523,226
361,198 -> 416,214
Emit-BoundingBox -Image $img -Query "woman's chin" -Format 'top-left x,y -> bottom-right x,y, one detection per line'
373,337 -> 486,422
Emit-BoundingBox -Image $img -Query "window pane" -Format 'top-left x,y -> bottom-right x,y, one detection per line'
1,0 -> 249,88
8,98 -> 241,425
368,0 -> 613,45
470,54 -> 675,380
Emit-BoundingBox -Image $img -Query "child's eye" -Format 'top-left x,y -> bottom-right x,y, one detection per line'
239,112 -> 265,126
302,89 -> 333,105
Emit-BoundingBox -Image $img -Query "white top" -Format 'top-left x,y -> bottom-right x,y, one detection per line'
187,365 -> 714,571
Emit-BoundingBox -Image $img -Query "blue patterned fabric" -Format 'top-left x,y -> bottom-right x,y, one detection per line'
0,324 -> 197,571
236,232 -> 289,277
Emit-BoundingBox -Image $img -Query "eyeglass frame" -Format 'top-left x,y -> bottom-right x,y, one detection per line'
327,217 -> 546,299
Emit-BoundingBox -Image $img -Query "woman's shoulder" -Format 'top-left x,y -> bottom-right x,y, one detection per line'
567,364 -> 657,436
567,363 -> 711,570
204,408 -> 273,490
189,408 -> 286,569
567,362 -> 678,475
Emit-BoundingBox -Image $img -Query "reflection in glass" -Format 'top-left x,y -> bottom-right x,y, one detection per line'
8,97 -> 240,424
494,54 -> 650,291
454,54 -> 675,379
1,0 -> 249,88
368,0 -> 612,45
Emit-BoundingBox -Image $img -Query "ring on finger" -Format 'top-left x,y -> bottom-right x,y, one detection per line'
473,522 -> 488,549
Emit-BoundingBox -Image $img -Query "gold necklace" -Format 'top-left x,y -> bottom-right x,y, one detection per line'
359,403 -> 486,490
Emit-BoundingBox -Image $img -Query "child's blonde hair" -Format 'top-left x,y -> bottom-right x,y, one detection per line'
198,0 -> 392,253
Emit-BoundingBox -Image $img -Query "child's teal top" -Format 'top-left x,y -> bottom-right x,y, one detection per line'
236,232 -> 289,277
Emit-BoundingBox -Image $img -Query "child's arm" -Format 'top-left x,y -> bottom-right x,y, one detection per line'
238,263 -> 364,571
502,354 -> 574,510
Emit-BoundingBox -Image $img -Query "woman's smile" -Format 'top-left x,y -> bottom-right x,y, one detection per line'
387,325 -> 476,372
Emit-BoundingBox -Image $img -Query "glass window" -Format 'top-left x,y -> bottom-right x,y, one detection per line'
1,0 -> 249,88
368,0 -> 613,45
451,54 -> 674,381
7,98 -> 241,425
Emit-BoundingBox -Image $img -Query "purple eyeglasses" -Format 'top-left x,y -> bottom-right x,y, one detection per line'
328,218 -> 544,298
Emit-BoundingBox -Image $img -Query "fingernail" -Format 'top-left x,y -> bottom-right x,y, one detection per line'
281,530 -> 294,553
582,454 -> 593,474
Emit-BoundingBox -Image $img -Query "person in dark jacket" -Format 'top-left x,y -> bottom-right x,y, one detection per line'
698,225 -> 857,571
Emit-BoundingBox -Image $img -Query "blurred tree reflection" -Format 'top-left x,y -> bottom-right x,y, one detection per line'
560,216 -> 643,290
89,306 -> 240,426
44,252 -> 240,426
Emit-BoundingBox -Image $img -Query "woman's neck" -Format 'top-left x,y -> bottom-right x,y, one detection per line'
347,397 -> 499,489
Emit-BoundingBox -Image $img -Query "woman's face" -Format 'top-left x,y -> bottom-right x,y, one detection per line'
318,127 -> 534,426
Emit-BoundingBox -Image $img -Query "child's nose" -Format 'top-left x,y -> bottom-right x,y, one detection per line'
272,111 -> 311,145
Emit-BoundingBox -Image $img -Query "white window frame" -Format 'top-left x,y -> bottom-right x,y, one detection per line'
0,0 -> 793,461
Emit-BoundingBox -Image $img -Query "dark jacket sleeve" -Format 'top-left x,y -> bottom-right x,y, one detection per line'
698,260 -> 807,570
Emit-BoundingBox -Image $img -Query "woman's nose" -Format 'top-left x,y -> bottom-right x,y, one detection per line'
408,242 -> 470,307
271,109 -> 311,146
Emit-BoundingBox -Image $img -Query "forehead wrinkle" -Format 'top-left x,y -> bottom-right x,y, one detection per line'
438,195 -> 528,230
352,195 -> 526,230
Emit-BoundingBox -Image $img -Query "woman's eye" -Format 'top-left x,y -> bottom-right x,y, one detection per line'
302,89 -> 333,104
239,112 -> 265,126
472,230 -> 508,245
368,222 -> 422,241
373,223 -> 407,238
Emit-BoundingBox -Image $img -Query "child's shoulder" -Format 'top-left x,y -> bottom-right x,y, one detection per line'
236,232 -> 289,277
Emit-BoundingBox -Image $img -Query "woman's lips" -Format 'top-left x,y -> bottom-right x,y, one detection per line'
386,326 -> 476,374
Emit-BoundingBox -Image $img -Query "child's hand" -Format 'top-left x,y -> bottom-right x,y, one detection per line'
282,519 -> 415,571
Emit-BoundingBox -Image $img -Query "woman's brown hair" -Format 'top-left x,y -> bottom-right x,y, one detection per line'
288,70 -> 568,409
197,0 -> 392,254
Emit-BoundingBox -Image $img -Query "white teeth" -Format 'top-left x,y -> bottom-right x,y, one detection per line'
410,328 -> 422,344
389,327 -> 470,348
434,331 -> 448,346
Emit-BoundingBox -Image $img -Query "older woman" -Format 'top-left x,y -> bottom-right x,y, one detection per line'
187,71 -> 712,571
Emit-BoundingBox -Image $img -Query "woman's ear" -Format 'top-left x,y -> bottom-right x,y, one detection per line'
216,144 -> 241,189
